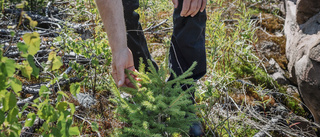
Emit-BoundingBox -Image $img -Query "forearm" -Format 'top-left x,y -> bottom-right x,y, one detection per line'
95,0 -> 127,52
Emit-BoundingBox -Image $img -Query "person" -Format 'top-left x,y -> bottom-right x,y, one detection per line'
95,0 -> 207,136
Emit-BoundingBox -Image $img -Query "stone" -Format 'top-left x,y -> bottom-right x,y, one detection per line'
285,0 -> 320,123
76,93 -> 96,109
268,58 -> 289,85
296,0 -> 320,25
271,72 -> 288,85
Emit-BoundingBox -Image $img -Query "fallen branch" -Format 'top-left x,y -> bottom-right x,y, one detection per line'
52,77 -> 83,92
21,86 -> 41,95
17,95 -> 38,107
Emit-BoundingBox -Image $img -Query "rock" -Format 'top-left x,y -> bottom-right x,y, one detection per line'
120,92 -> 131,99
76,93 -> 96,109
268,58 -> 289,85
309,44 -> 320,62
299,13 -> 320,35
271,72 -> 288,85
285,0 -> 320,123
296,0 -> 320,25
286,85 -> 299,95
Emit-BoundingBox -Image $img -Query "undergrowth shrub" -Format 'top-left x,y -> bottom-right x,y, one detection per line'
1,2 -> 80,136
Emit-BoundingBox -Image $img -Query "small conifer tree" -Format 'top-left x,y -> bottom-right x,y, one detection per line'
112,60 -> 198,136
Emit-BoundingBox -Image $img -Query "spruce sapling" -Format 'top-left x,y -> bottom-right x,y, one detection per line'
112,60 -> 198,136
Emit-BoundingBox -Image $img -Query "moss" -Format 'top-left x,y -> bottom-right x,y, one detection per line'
231,57 -> 275,89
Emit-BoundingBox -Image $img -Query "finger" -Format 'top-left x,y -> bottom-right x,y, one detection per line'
135,77 -> 142,81
112,71 -> 118,84
172,0 -> 178,8
200,0 -> 206,12
125,77 -> 136,89
137,83 -> 142,88
116,65 -> 125,87
187,0 -> 200,17
191,0 -> 201,17
127,66 -> 135,71
181,0 -> 191,17
127,66 -> 136,79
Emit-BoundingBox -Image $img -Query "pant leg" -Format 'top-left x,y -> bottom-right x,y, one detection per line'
169,0 -> 207,81
122,0 -> 158,71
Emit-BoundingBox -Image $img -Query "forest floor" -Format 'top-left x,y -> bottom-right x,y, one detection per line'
1,0 -> 319,136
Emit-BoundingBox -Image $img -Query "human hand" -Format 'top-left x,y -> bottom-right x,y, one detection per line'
172,0 -> 206,17
111,47 -> 139,88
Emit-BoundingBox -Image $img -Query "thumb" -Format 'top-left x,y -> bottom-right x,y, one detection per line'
172,0 -> 178,8
117,67 -> 125,87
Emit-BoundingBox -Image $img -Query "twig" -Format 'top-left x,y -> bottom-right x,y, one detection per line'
144,19 -> 168,32
257,27 -> 283,37
253,116 -> 280,137
45,1 -> 52,17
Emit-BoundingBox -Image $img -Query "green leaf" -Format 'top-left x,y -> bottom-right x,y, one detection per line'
0,74 -> 6,90
0,110 -> 4,124
3,57 -> 16,77
38,100 -> 58,122
48,51 -> 55,61
69,127 -> 80,136
7,107 -> 18,123
33,98 -> 39,104
3,92 -> 17,112
10,31 -> 15,37
24,113 -> 36,127
17,42 -> 28,54
52,56 -> 62,70
92,58 -> 99,66
51,128 -> 61,137
48,52 -> 63,70
70,83 -> 80,97
9,78 -> 22,94
15,3 -> 24,9
0,90 -> 6,98
20,63 -> 32,79
56,101 -> 68,112
42,122 -> 49,132
57,94 -> 62,102
69,103 -> 75,115
30,20 -> 38,28
27,55 -> 39,77
62,73 -> 68,79
19,103 -> 29,118
23,32 -> 40,56
57,91 -> 69,99
39,86 -> 49,96
54,36 -> 62,42
91,122 -> 99,132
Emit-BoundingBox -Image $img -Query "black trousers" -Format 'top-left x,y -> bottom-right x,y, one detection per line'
122,0 -> 207,81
